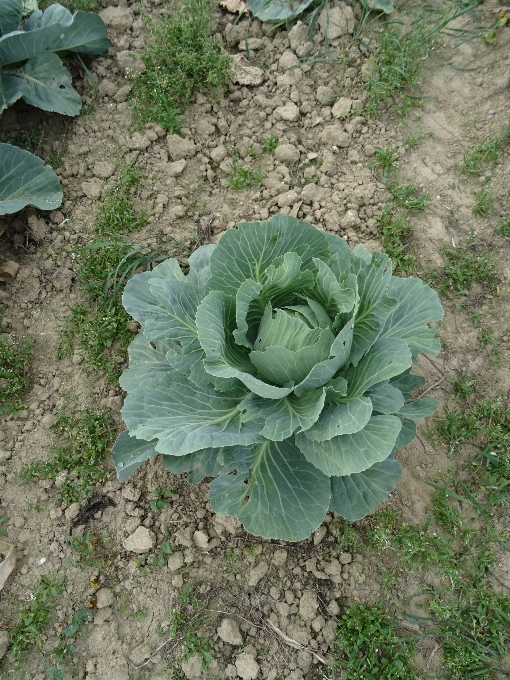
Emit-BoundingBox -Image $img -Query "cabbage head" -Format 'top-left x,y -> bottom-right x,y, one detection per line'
112,216 -> 443,541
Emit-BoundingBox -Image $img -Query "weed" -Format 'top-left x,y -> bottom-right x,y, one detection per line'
228,164 -> 263,190
150,488 -> 174,512
0,335 -> 34,415
260,133 -> 282,154
431,242 -> 496,298
333,518 -> 362,555
473,182 -> 495,216
496,215 -> 510,237
131,0 -> 232,132
478,324 -> 494,349
461,124 -> 510,176
165,608 -> 214,675
0,514 -> 7,536
388,183 -> 428,212
376,205 -> 414,274
20,409 -> 114,506
451,371 -> 476,399
222,550 -> 239,572
370,145 -> 399,180
329,602 -> 419,679
0,123 -> 44,154
9,573 -> 66,661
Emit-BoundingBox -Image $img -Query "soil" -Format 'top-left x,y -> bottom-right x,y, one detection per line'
1,1 -> 510,679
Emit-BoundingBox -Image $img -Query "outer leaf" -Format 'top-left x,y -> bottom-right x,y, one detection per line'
344,337 -> 412,399
303,396 -> 372,442
16,52 -> 81,115
247,0 -> 315,23
377,277 -> 444,358
162,448 -> 226,484
112,431 -> 158,483
366,382 -> 405,414
0,142 -> 62,214
197,290 -> 294,399
390,368 -> 425,397
47,10 -> 112,54
330,459 -> 402,521
0,0 -> 22,37
0,72 -> 22,113
394,417 -> 416,450
324,231 -> 351,259
295,415 -> 402,476
119,332 -> 173,393
239,388 -> 326,441
146,278 -> 204,344
397,397 -> 439,420
207,215 -> 329,296
0,23 -> 61,65
366,0 -> 395,14
122,259 -> 184,324
186,244 -> 216,289
209,439 -> 331,541
122,373 -> 261,457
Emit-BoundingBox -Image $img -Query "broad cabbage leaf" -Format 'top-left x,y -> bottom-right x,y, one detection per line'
113,216 -> 443,541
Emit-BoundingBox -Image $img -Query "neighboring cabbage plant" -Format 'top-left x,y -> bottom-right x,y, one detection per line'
0,0 -> 111,116
112,216 -> 443,541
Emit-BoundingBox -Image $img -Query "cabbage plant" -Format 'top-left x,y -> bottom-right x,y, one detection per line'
113,216 -> 443,541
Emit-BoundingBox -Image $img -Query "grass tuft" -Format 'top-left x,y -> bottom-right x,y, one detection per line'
131,0 -> 232,132
0,334 -> 34,416
228,164 -> 263,190
473,182 -> 495,216
377,205 -> 414,274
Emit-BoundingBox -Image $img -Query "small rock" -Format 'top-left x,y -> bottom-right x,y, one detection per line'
49,507 -> 62,520
93,607 -> 112,625
299,591 -> 319,621
0,449 -> 12,463
320,124 -> 350,148
274,144 -> 300,163
182,652 -> 203,679
167,552 -> 184,572
341,210 -> 360,229
95,588 -> 115,609
210,146 -> 227,163
279,49 -> 299,70
99,6 -> 133,29
277,189 -> 299,208
123,526 -> 154,553
167,159 -> 187,177
288,21 -> 308,53
324,559 -> 342,577
238,37 -> 263,51
174,526 -> 194,547
65,502 -> 81,522
27,213 -> 48,241
217,617 -> 243,645
121,484 -> 141,502
167,134 -> 197,160
248,560 -> 269,587
272,549 -> 287,566
236,651 -> 259,679
93,162 -> 115,179
319,3 -> 355,39
117,50 -> 145,77
81,180 -> 102,199
193,530 -> 209,550
316,85 -> 335,105
114,85 -> 131,103
275,102 -> 300,122
339,552 -> 352,564
313,526 -> 327,545
0,630 -> 9,660
129,132 -> 151,151
332,97 -> 353,119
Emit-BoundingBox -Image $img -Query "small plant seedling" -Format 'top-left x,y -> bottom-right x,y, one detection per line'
496,215 -> 510,237
376,205 -> 414,273
451,372 -> 476,399
227,164 -> 263,190
477,325 -> 494,349
473,182 -> 495,216
260,133 -> 282,154
461,124 -> 510,176
389,183 -> 428,212
150,488 -> 174,511
371,145 -> 399,179
0,514 -> 7,536
433,243 -> 496,298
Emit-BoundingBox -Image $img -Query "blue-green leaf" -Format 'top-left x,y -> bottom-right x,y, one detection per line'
394,417 -> 416,450
0,23 -> 61,65
330,459 -> 402,521
344,338 -> 412,399
295,415 -> 402,476
208,215 -> 329,296
112,431 -> 158,482
247,0 -> 315,22
0,72 -> 23,113
16,52 -> 82,115
233,278 -> 263,349
119,332 -> 174,393
0,0 -> 22,37
303,396 -> 372,442
397,397 -> 439,420
377,277 -> 444,358
122,373 -> 260,456
309,258 -> 355,315
209,439 -> 331,541
366,382 -> 405,414
239,388 -> 326,441
0,142 -> 62,214
186,244 -> 216,289
389,368 -> 425,396
162,448 -> 226,484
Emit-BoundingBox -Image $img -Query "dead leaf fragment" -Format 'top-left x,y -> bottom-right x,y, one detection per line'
0,540 -> 18,591
232,53 -> 264,86
0,260 -> 20,284
219,0 -> 246,13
